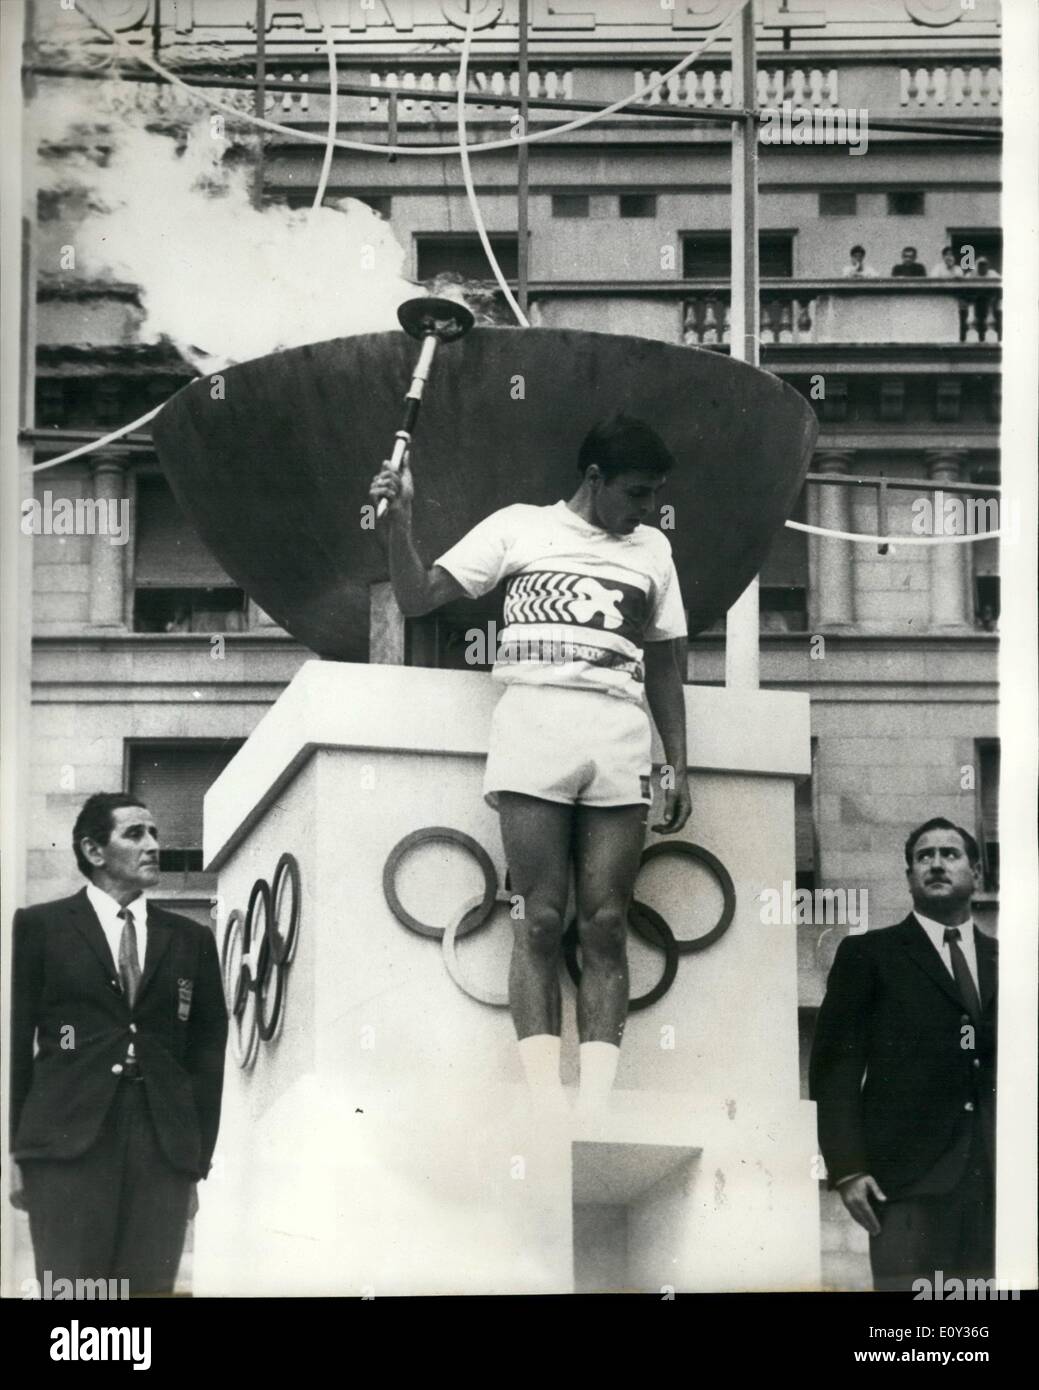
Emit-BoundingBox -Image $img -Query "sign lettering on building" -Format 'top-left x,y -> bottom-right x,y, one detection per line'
60,0 -> 1001,44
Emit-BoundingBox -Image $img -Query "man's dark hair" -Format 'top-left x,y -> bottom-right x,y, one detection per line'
850,244 -> 865,257
903,817 -> 980,870
902,246 -> 918,257
72,793 -> 149,879
578,413 -> 675,481
941,245 -> 954,256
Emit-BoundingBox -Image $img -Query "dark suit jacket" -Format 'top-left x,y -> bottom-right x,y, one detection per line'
11,888 -> 228,1181
809,914 -> 996,1196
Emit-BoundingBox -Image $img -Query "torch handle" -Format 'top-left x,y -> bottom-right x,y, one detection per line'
376,334 -> 441,520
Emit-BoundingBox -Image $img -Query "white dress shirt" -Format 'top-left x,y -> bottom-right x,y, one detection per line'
912,909 -> 980,993
86,881 -> 148,975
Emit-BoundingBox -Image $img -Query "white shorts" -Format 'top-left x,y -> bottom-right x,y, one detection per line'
483,684 -> 653,810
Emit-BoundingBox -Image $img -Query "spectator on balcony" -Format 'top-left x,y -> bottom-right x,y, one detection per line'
841,245 -> 879,278
891,247 -> 927,278
965,257 -> 1001,281
930,246 -> 964,278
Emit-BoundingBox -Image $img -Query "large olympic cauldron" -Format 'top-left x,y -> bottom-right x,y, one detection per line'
151,325 -> 818,662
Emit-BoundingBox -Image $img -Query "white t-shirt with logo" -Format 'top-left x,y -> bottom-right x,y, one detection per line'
434,501 -> 687,704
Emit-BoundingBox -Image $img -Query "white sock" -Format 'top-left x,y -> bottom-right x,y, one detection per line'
577,1041 -> 620,1114
518,1034 -> 565,1103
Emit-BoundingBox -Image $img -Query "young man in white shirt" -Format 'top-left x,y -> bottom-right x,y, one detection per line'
841,244 -> 879,278
930,245 -> 965,278
370,414 -> 691,1115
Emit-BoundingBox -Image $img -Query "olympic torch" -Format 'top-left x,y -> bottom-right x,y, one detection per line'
375,295 -> 476,520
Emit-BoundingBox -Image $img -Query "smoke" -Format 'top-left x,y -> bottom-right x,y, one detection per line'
34,78 -> 420,373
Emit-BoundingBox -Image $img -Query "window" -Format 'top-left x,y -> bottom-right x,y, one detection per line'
973,536 -> 999,631
406,596 -> 504,672
887,191 -> 925,216
127,741 -> 244,876
818,191 -> 857,217
759,487 -> 808,632
975,740 -> 999,894
133,476 -> 245,633
948,228 -> 1002,274
970,469 -> 999,629
682,232 -> 794,278
416,234 -> 519,282
619,193 -> 657,219
552,194 -> 589,218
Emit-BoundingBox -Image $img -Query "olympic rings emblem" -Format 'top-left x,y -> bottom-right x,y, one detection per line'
220,851 -> 302,1069
382,828 -> 737,1010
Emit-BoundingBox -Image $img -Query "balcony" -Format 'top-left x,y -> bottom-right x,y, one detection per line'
528,280 -> 1002,348
680,280 -> 1001,346
633,58 -> 1001,114
239,52 -> 1001,131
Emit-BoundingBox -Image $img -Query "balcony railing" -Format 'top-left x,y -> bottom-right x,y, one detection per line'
635,61 -> 1001,111
528,280 -> 1002,347
189,53 -> 1001,124
680,280 -> 1002,346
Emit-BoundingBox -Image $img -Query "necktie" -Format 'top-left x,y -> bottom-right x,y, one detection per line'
944,926 -> 982,1023
118,907 -> 141,1009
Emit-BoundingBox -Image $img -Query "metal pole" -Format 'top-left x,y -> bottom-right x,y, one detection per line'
1,0 -> 37,1292
253,0 -> 266,210
724,0 -> 760,692
517,0 -> 530,317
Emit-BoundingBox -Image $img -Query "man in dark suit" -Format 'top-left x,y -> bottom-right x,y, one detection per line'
810,817 -> 996,1292
10,793 -> 228,1296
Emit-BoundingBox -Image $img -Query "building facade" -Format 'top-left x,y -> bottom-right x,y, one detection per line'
24,0 -> 1001,1289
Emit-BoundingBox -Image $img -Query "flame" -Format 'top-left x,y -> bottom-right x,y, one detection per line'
34,78 -> 419,372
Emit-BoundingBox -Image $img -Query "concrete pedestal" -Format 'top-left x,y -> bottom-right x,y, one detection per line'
197,662 -> 820,1295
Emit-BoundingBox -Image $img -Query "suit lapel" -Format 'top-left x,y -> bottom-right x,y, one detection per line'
899,914 -> 965,1012
974,927 -> 997,1011
69,888 -> 120,983
137,904 -> 174,1003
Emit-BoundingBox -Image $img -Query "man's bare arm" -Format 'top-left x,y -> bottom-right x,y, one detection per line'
369,458 -> 466,617
644,638 -> 691,835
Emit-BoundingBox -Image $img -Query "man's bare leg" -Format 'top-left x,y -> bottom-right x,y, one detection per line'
497,793 -> 574,1110
573,803 -> 647,1112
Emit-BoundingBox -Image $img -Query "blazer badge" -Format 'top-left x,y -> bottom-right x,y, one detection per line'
177,977 -> 194,1021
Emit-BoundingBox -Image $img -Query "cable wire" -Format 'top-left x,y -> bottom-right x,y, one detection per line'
72,0 -> 750,161
784,519 -> 1001,544
31,406 -> 165,472
311,3 -> 337,211
457,13 -> 529,327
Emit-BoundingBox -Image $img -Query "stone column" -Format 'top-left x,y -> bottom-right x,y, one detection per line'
810,449 -> 855,628
88,451 -> 130,629
926,448 -> 971,629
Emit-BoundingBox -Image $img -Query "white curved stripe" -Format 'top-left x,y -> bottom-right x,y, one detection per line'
73,0 -> 748,162
31,404 -> 166,472
457,13 -> 529,327
786,519 -> 1001,545
311,5 -> 338,213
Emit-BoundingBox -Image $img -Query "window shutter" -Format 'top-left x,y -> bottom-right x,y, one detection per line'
129,743 -> 242,851
134,477 -> 233,588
